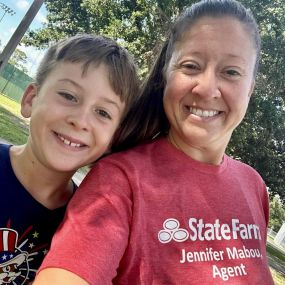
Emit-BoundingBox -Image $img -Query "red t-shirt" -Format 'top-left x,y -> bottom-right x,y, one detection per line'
40,138 -> 274,284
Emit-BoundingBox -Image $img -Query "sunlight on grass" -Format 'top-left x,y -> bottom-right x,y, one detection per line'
0,93 -> 22,117
270,267 -> 285,285
0,94 -> 29,144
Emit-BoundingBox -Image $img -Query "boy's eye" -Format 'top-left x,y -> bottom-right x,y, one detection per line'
58,92 -> 77,102
95,109 -> 112,120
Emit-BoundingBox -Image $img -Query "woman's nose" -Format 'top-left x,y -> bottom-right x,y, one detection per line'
191,69 -> 221,99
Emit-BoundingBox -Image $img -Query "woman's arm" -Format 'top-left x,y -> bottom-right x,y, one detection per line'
33,160 -> 132,284
33,268 -> 89,285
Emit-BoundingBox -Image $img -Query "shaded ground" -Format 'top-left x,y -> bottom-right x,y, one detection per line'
268,253 -> 285,276
267,240 -> 285,277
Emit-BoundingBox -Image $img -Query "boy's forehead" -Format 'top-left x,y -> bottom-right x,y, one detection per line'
43,61 -> 124,103
48,61 -> 107,79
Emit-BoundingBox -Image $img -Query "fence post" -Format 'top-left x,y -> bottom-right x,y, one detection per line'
0,0 -> 44,75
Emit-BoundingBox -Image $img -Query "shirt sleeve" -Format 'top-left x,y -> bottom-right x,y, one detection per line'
39,159 -> 133,285
262,182 -> 270,228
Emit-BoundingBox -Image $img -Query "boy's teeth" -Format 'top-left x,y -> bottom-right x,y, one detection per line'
189,107 -> 218,117
58,135 -> 81,147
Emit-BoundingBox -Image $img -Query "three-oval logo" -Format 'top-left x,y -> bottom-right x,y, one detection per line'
158,218 -> 189,243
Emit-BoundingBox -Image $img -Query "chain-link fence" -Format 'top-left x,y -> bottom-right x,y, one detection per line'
0,63 -> 33,102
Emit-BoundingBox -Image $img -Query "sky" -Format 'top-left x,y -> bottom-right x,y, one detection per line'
0,0 -> 47,77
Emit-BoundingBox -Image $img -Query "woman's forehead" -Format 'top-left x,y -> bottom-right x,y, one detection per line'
173,16 -> 256,57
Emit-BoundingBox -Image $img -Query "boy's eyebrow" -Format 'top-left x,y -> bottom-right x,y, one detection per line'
58,78 -> 121,111
58,78 -> 84,91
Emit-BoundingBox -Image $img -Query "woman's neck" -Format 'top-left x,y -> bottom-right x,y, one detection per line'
167,131 -> 227,165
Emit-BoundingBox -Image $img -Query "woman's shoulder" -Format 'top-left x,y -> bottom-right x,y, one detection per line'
226,155 -> 264,183
93,138 -> 168,175
110,137 -> 166,160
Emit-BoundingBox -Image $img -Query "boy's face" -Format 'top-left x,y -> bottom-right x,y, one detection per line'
21,62 -> 125,172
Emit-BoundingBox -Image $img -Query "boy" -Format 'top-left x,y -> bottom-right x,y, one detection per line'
0,34 -> 138,284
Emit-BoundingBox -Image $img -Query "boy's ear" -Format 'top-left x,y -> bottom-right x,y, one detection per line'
21,83 -> 38,118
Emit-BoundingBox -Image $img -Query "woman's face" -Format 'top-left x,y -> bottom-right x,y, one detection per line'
163,16 -> 256,163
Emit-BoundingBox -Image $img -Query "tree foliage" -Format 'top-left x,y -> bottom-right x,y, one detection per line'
8,49 -> 28,73
24,0 -> 194,74
269,195 -> 285,232
24,0 -> 285,200
228,0 -> 285,201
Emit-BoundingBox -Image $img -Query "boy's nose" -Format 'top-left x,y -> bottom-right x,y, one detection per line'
191,70 -> 221,99
66,108 -> 91,131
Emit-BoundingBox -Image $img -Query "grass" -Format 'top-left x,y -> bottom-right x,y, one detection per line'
266,236 -> 285,283
267,242 -> 285,263
0,94 -> 28,144
266,241 -> 285,284
270,268 -> 285,285
0,93 -> 23,116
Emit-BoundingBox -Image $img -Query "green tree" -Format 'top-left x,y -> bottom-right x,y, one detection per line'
9,49 -> 28,73
24,0 -> 195,75
0,48 -> 28,94
228,0 -> 285,201
24,0 -> 94,47
269,195 -> 285,232
24,0 -> 285,200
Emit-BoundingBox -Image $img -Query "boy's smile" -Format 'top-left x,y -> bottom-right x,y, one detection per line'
21,62 -> 125,172
54,132 -> 87,149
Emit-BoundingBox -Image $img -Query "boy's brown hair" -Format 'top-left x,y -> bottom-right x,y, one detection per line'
35,34 -> 139,115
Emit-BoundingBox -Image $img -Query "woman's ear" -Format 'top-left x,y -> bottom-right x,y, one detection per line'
248,80 -> 256,98
21,83 -> 38,118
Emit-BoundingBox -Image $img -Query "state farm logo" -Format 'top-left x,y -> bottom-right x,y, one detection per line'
158,218 -> 189,243
158,217 -> 261,244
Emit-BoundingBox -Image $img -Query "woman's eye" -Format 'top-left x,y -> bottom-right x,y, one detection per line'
183,63 -> 199,70
225,69 -> 241,76
95,109 -> 111,120
58,92 -> 77,102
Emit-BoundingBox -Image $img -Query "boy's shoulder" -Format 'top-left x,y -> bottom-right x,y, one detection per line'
0,143 -> 17,184
0,143 -> 11,162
